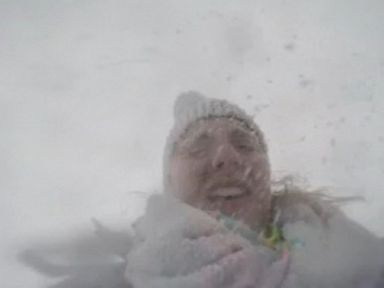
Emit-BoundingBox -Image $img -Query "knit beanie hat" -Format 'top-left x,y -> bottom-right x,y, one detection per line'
163,91 -> 268,189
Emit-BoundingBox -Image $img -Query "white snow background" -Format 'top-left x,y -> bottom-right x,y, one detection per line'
1,0 -> 383,287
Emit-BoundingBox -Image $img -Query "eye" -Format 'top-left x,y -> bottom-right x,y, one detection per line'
188,144 -> 208,158
230,129 -> 256,153
234,141 -> 255,152
183,133 -> 212,158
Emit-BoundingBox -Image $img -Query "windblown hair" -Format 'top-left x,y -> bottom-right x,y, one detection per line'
270,175 -> 363,226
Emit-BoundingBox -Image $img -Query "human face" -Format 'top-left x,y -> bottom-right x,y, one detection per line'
168,117 -> 271,229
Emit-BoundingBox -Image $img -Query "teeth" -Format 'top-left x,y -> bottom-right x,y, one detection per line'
211,187 -> 244,197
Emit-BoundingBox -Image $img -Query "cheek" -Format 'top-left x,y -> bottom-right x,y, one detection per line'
250,156 -> 270,183
169,160 -> 189,190
169,158 -> 207,200
244,157 -> 271,209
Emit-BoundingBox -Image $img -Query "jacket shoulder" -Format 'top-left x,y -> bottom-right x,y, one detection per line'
273,191 -> 384,287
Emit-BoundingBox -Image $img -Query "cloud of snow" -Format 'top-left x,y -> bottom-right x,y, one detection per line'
1,0 -> 383,287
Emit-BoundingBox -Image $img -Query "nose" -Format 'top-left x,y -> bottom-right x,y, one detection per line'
211,144 -> 241,170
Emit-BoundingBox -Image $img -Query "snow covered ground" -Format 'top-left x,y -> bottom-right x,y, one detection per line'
1,0 -> 383,287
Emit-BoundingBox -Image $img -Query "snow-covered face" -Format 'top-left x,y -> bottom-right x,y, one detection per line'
169,117 -> 271,229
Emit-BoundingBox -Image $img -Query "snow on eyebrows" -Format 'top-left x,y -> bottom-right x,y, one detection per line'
230,127 -> 254,141
230,126 -> 257,151
177,124 -> 212,155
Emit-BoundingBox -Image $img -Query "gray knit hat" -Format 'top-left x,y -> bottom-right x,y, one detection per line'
163,91 -> 268,188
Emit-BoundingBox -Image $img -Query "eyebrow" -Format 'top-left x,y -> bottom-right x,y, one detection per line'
177,130 -> 211,149
189,131 -> 212,145
230,127 -> 255,141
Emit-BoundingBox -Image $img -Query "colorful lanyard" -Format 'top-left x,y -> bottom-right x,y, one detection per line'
217,214 -> 298,255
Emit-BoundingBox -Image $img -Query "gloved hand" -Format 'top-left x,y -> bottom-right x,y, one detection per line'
124,194 -> 290,288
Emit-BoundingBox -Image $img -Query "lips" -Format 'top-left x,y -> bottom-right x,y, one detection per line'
210,187 -> 246,199
206,186 -> 250,217
207,183 -> 251,201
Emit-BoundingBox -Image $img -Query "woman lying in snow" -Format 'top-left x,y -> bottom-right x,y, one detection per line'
20,91 -> 384,287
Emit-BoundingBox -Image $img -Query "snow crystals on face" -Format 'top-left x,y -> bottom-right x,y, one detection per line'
241,166 -> 252,181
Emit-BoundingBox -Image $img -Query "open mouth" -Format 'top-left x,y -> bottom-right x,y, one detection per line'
208,186 -> 250,201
